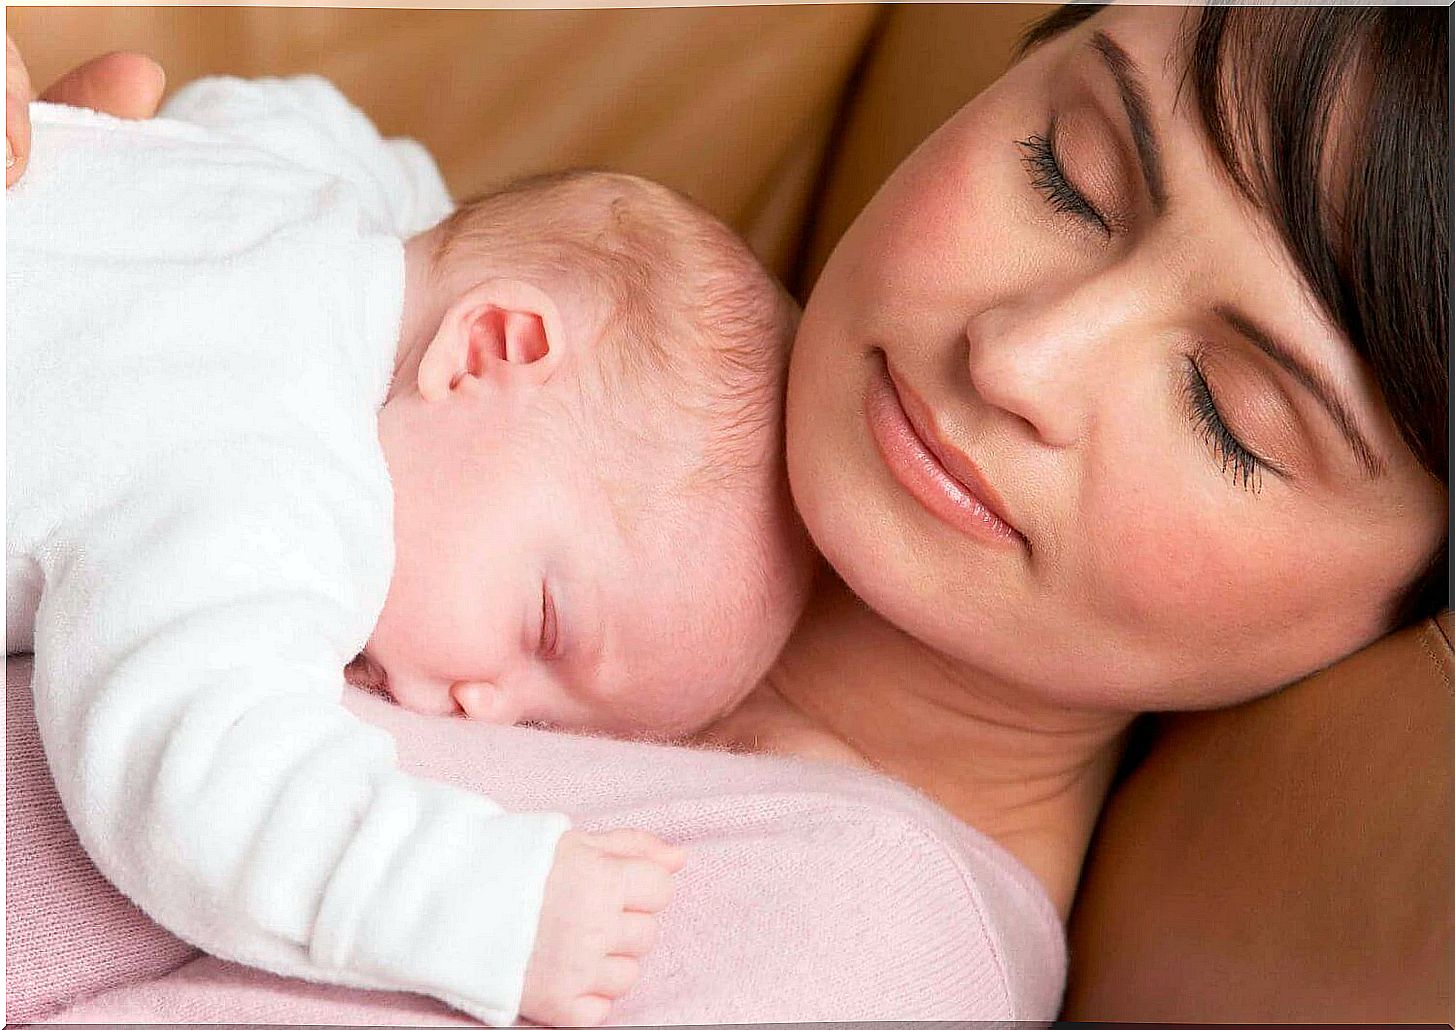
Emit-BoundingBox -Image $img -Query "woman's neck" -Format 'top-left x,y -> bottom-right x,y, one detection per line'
700,565 -> 1133,918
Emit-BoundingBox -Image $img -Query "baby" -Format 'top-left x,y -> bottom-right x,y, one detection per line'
6,76 -> 811,1026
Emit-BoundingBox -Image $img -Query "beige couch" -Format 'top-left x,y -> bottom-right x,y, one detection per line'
10,5 -> 1451,1021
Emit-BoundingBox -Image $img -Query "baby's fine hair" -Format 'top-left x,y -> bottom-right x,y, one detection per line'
432,170 -> 799,495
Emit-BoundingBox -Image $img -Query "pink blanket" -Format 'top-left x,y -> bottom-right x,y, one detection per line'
6,654 -> 1066,1023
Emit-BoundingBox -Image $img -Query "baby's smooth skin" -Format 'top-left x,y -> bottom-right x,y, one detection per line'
361,172 -> 812,1025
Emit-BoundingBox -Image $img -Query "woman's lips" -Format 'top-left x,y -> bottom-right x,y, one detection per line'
865,351 -> 1027,551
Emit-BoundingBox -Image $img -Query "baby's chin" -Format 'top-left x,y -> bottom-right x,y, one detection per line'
521,685 -> 741,745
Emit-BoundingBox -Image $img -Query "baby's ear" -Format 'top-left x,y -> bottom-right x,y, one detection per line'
416,279 -> 567,402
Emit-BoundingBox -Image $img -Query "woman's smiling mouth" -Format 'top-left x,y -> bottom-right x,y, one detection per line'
865,350 -> 1028,552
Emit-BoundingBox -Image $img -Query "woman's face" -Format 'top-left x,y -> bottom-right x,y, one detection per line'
789,5 -> 1445,711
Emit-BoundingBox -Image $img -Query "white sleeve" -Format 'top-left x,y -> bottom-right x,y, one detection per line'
159,75 -> 454,236
28,453 -> 566,1026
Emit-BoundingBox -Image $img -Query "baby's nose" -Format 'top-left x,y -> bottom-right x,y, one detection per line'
448,681 -> 524,725
379,668 -> 460,717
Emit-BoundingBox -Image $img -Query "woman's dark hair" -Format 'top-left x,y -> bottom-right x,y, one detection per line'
1022,5 -> 1449,626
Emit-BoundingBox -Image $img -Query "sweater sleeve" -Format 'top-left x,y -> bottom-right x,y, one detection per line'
159,75 -> 454,236
26,449 -> 567,1026
607,793 -> 1065,1022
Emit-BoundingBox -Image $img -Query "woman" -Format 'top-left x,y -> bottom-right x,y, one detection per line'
737,0 -> 1448,914
7,4 -> 1446,1023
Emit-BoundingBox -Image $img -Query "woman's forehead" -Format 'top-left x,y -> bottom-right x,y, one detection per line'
1073,16 -> 1345,335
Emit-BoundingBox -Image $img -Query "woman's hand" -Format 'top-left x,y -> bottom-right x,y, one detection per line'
6,34 -> 166,186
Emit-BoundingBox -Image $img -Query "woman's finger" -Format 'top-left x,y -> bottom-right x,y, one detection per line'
6,33 -> 35,186
39,51 -> 165,120
7,43 -> 166,189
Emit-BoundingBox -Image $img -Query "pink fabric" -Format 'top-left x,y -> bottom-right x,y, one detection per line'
6,654 -> 1066,1024
6,656 -> 199,1022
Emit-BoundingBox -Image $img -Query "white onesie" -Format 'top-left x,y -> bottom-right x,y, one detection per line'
5,78 -> 570,1025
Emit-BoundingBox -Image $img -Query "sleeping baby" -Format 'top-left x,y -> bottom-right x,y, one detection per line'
6,76 -> 812,1026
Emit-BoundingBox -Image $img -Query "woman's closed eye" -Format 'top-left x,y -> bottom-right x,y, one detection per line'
1018,119 -> 1113,237
1182,354 -> 1285,494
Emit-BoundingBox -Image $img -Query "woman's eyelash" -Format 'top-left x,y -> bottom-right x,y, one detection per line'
1017,123 -> 1110,236
1183,359 -> 1266,494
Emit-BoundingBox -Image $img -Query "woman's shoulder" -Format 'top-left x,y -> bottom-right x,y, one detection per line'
357,691 -> 1067,1021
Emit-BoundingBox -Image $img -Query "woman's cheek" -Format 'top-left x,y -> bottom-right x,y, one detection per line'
1078,474 -> 1304,638
853,109 -> 1022,295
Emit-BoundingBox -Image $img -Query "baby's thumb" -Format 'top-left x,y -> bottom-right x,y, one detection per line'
586,829 -> 687,870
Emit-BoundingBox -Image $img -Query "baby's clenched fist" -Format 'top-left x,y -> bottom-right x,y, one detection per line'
519,828 -> 685,1027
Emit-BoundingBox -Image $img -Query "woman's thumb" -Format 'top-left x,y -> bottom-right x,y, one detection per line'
39,51 -> 165,120
6,33 -> 34,187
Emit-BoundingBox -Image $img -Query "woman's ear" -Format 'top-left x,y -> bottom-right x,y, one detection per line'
416,279 -> 568,402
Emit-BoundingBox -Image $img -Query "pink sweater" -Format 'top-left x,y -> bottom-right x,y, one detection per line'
6,655 -> 1066,1024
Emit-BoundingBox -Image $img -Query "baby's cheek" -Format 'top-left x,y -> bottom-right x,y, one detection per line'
619,638 -> 757,740
370,552 -> 468,673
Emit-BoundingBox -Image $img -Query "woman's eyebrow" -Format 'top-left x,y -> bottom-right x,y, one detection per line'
1089,30 -> 1167,213
1215,304 -> 1386,480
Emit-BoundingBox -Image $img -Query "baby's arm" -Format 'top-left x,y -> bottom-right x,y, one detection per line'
27,457 -> 667,1025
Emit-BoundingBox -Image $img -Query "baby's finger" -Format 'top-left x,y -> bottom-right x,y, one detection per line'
653,843 -> 688,873
588,828 -> 686,869
564,994 -> 613,1027
592,955 -> 640,999
620,858 -> 674,913
610,911 -> 660,957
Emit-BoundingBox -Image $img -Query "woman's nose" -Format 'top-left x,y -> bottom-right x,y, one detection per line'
962,283 -> 1127,450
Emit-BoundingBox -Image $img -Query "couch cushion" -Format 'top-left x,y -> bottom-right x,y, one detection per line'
8,5 -> 879,278
796,2 -> 1052,294
1063,613 -> 1453,1022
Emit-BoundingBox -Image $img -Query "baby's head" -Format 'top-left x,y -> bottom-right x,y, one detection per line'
367,171 -> 814,739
